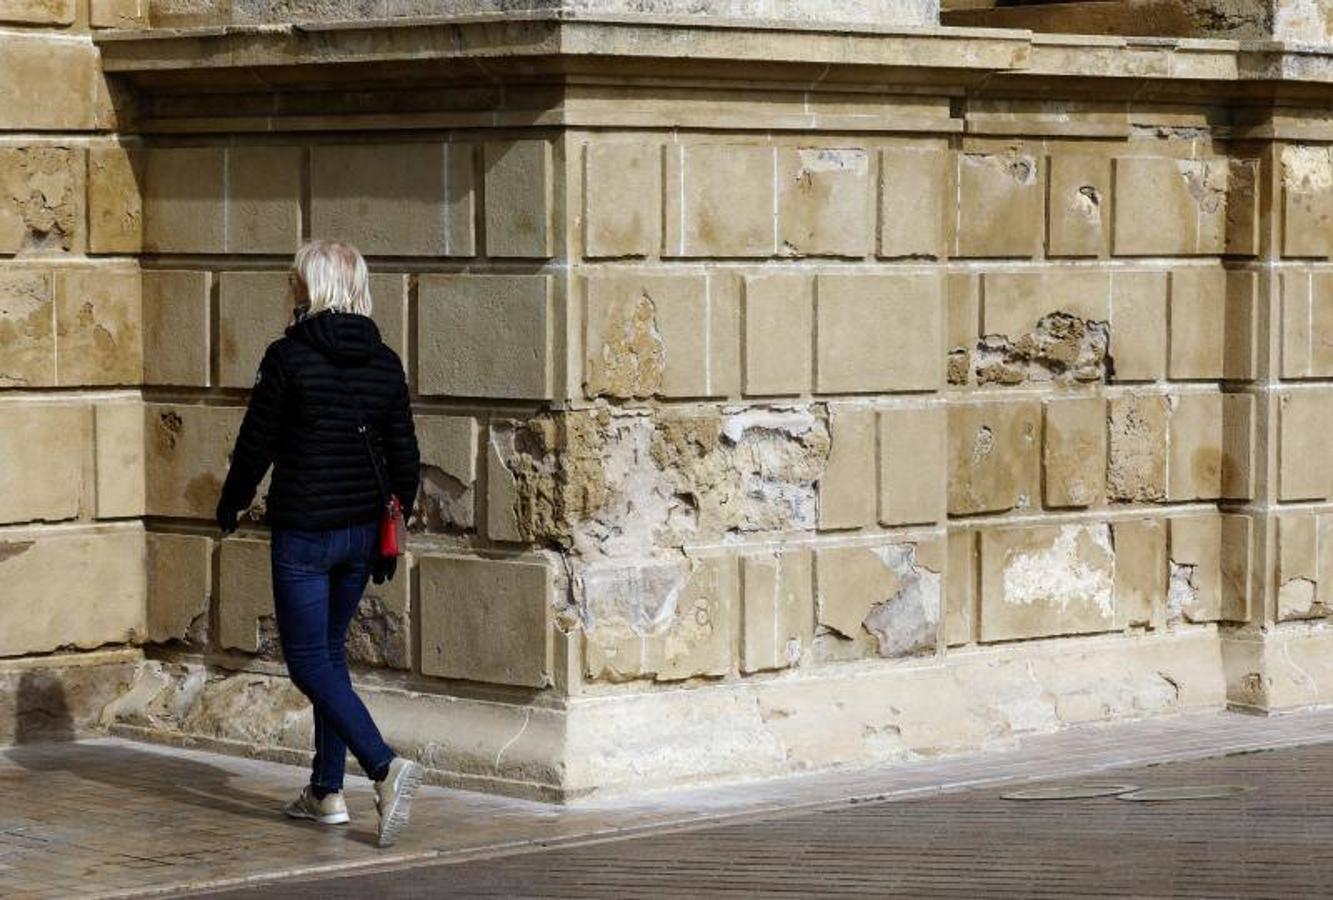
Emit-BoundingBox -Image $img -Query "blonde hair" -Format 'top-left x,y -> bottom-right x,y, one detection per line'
293,239 -> 372,317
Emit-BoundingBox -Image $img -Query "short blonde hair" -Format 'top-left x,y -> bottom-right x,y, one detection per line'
293,239 -> 372,317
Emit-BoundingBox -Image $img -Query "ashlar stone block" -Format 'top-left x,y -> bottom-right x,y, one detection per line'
0,36 -> 96,131
1277,514 -> 1323,622
0,146 -> 85,255
585,272 -> 738,400
147,532 -> 211,643
1168,269 -> 1256,380
369,272 -> 409,364
1168,515 -> 1223,623
1047,155 -> 1110,258
0,531 -> 145,657
1112,518 -> 1166,629
0,0 -> 74,24
1167,392 -> 1254,501
955,151 -> 1043,258
91,0 -> 148,27
217,538 -> 274,654
1279,389 -> 1333,501
95,401 -> 146,519
1107,392 -> 1168,502
143,147 -> 226,254
1281,146 -> 1333,258
814,273 -> 942,394
664,143 -> 776,258
485,140 -> 553,259
1109,270 -> 1168,382
741,549 -> 813,673
979,523 -> 1117,642
144,403 -> 244,519
742,274 -> 813,396
944,529 -> 975,646
0,403 -> 88,525
415,415 -> 478,532
1280,270 -> 1333,379
777,147 -> 872,258
1112,156 -> 1240,256
946,272 -> 980,385
584,142 -> 661,259
981,270 -> 1110,339
1043,396 -> 1105,509
311,142 -> 474,257
0,268 -> 54,387
880,147 -> 949,259
143,270 -> 210,387
54,268 -> 142,386
878,404 -> 947,526
217,272 -> 291,388
226,146 -> 302,255
947,401 -> 1041,516
420,555 -> 553,687
88,145 -> 143,254
818,404 -> 875,531
418,274 -> 551,400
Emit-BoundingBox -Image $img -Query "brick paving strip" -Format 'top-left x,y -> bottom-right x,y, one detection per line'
4,709 -> 1333,898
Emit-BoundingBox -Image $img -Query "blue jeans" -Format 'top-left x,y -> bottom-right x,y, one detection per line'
270,522 -> 394,794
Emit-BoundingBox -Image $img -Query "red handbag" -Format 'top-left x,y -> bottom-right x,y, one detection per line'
379,494 -> 406,559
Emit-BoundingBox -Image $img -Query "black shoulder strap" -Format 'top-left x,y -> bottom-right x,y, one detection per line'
339,364 -> 394,504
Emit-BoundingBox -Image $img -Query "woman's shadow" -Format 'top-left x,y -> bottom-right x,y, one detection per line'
5,671 -> 307,828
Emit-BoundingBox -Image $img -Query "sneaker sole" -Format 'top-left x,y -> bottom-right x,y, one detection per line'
285,808 -> 350,826
377,761 -> 423,848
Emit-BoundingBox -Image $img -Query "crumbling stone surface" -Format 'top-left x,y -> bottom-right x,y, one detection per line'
974,313 -> 1111,385
0,147 -> 84,255
815,543 -> 942,661
1108,393 -> 1169,502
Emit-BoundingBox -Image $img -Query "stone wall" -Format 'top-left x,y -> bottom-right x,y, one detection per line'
0,0 -> 148,733
8,10 -> 1333,797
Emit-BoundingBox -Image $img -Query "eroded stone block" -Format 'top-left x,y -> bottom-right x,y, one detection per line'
974,271 -> 1109,385
1278,389 -> 1333,501
979,523 -> 1116,642
1047,155 -> 1109,257
217,272 -> 290,388
741,550 -> 813,673
777,147 -> 872,257
96,401 -> 145,519
1113,156 -> 1240,256
0,530 -> 145,656
1168,514 -> 1223,623
815,273 -> 941,394
1043,396 -> 1105,509
955,151 -> 1043,258
143,147 -> 226,254
947,401 -> 1041,515
1282,145 -> 1333,259
144,403 -> 243,519
819,404 -> 875,531
584,142 -> 660,259
879,404 -> 946,525
143,270 -> 210,387
147,532 -> 211,644
88,145 -> 143,254
485,140 -> 553,259
0,146 -> 85,256
351,562 -> 411,670
415,415 -> 477,532
420,555 -> 552,687
0,403 -> 88,525
0,268 -> 54,387
743,274 -> 813,396
227,146 -> 302,255
54,267 -> 142,386
816,542 -> 941,658
945,273 -> 980,386
665,143 -> 775,258
1113,518 -> 1165,629
418,274 -> 551,399
880,147 -> 949,258
217,538 -> 275,655
1107,392 -> 1168,503
1278,514 -> 1325,622
311,142 -> 474,257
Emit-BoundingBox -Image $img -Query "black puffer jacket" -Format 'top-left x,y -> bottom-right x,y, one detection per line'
218,312 -> 420,531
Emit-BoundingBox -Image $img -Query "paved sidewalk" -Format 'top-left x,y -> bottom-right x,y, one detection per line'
3,709 -> 1333,898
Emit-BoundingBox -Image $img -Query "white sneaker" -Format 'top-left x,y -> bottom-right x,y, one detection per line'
284,785 -> 350,825
374,757 -> 423,847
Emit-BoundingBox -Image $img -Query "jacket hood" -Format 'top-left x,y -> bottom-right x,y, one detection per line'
287,311 -> 382,365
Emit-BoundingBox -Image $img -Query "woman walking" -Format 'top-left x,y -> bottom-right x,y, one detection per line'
215,239 -> 423,847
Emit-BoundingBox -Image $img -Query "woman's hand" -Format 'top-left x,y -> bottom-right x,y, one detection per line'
371,556 -> 397,585
216,500 -> 238,535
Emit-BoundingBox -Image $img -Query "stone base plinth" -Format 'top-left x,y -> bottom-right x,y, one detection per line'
0,650 -> 143,746
1224,624 -> 1333,712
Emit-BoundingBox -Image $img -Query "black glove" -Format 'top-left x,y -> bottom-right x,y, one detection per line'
216,500 -> 238,535
371,556 -> 398,585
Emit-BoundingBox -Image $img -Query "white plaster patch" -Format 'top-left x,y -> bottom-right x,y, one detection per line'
1002,524 -> 1115,619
